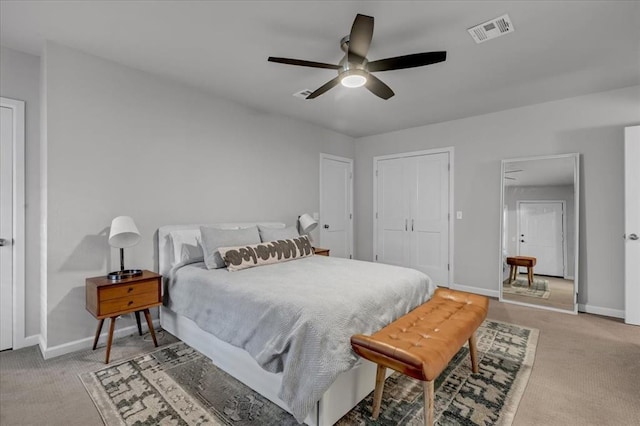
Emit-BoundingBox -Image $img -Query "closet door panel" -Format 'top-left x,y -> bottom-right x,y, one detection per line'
376,158 -> 409,266
411,153 -> 450,285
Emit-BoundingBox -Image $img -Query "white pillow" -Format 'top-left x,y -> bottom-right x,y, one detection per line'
200,225 -> 261,269
169,230 -> 203,264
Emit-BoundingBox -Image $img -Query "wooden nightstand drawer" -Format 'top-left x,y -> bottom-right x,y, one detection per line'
100,279 -> 158,301
99,292 -> 160,316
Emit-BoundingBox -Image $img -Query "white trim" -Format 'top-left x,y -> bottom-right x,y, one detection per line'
0,97 -> 26,350
40,318 -> 160,359
451,283 -> 499,298
578,304 -> 624,319
22,334 -> 40,348
319,153 -> 354,259
372,147 -> 454,287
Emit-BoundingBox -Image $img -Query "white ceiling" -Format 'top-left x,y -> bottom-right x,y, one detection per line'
1,1 -> 638,138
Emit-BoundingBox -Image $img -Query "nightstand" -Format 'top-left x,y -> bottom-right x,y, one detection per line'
313,247 -> 330,256
86,270 -> 162,363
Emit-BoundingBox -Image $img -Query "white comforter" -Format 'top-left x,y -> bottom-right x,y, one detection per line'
166,255 -> 435,423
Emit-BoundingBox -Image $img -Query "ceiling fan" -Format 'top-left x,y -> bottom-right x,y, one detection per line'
268,14 -> 446,100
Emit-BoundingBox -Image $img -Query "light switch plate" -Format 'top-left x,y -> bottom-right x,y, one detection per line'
456,211 -> 463,219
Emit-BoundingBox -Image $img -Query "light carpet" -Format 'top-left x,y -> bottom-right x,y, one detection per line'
80,320 -> 538,425
503,278 -> 550,299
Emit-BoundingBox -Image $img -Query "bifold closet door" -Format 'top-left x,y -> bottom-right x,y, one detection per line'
376,151 -> 450,286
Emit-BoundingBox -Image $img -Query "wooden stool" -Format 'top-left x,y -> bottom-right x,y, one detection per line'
506,256 -> 537,287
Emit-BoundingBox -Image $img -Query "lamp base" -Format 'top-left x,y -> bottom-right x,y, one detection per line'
108,269 -> 143,281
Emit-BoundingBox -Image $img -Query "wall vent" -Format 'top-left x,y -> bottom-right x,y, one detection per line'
468,14 -> 514,44
293,89 -> 313,99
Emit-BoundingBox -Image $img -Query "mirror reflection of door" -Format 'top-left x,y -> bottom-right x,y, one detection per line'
500,154 -> 579,314
518,201 -> 565,277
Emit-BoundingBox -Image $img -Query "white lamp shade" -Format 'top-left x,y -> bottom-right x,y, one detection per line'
108,216 -> 141,248
299,213 -> 318,234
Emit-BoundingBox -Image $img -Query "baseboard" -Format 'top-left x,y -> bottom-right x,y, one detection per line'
577,304 -> 624,319
451,283 -> 499,298
17,334 -> 41,349
40,319 -> 160,360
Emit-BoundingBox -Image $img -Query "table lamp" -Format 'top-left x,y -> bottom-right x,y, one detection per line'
298,213 -> 318,235
108,216 -> 142,280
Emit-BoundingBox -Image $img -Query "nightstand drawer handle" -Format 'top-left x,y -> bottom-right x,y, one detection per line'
128,300 -> 134,306
128,287 -> 134,293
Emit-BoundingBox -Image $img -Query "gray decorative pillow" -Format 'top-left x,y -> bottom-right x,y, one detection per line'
219,235 -> 313,272
200,225 -> 261,269
258,225 -> 300,242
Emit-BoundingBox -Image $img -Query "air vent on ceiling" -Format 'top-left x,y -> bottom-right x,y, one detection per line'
468,14 -> 514,44
293,89 -> 313,99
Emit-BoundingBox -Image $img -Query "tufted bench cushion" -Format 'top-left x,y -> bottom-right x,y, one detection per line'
351,288 -> 488,425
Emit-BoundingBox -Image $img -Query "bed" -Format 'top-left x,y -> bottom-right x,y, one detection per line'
158,222 -> 435,425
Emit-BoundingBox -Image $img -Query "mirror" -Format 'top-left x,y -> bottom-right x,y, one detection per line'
499,153 -> 579,313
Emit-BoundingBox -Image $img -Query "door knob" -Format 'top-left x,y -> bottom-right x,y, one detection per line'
0,238 -> 7,246
629,233 -> 639,240
323,224 -> 330,229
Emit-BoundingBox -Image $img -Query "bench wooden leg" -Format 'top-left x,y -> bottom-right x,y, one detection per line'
527,267 -> 534,287
423,380 -> 434,426
508,265 -> 516,283
372,364 -> 386,419
469,332 -> 479,373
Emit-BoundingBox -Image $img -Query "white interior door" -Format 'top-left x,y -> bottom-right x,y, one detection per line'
518,201 -> 564,276
376,158 -> 411,266
0,106 -> 14,351
319,154 -> 353,258
625,126 -> 640,326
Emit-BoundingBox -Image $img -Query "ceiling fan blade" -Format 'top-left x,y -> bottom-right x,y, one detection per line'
365,74 -> 394,100
367,51 -> 447,72
306,76 -> 342,99
348,14 -> 374,65
268,57 -> 340,70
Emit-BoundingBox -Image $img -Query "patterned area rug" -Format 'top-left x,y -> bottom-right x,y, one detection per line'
503,278 -> 550,299
80,320 -> 538,426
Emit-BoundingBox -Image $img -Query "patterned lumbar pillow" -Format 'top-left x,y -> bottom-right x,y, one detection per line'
218,236 -> 314,272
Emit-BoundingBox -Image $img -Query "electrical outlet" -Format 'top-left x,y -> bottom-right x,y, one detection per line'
456,211 -> 463,219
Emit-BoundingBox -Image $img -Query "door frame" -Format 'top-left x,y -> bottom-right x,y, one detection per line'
0,97 -> 26,350
373,147 -> 454,287
625,126 -> 640,325
319,153 -> 353,258
516,200 -> 568,278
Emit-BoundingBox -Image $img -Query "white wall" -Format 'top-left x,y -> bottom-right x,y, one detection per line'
42,42 -> 354,348
0,46 -> 41,338
355,85 -> 640,315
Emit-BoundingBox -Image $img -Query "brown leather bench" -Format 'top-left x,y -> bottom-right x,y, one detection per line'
351,288 -> 489,426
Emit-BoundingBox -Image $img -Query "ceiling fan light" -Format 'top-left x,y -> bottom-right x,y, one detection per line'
341,70 -> 367,88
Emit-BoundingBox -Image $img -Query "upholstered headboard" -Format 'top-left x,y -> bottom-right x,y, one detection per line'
157,222 -> 286,277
